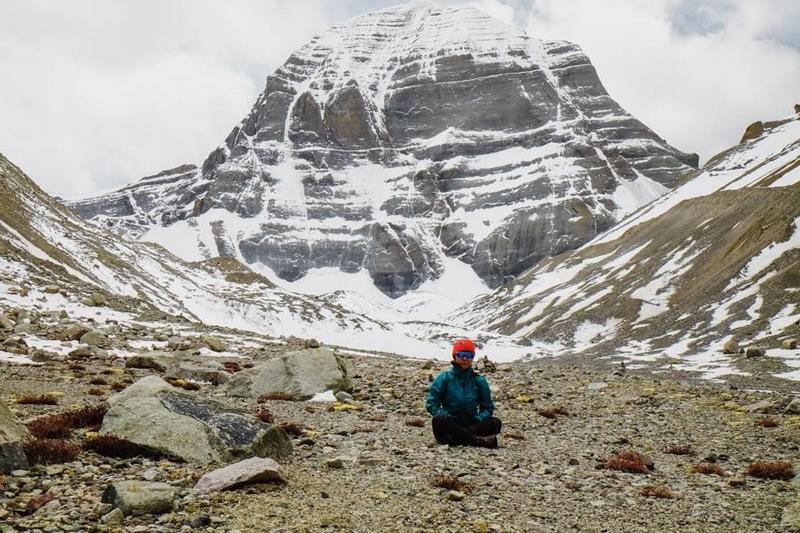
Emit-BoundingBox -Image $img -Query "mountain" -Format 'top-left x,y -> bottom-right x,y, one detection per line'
454,111 -> 800,382
70,2 -> 697,298
0,153 -> 436,355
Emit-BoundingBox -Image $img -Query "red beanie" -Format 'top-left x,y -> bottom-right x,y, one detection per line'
452,338 -> 476,356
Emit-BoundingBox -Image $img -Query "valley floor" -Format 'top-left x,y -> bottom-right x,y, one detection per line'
2,339 -> 799,532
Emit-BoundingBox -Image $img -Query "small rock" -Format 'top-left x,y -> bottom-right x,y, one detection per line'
782,502 -> 800,530
43,285 -> 61,294
100,508 -> 124,525
79,330 -> 108,348
303,338 -> 321,349
201,335 -> 226,352
722,338 -> 739,354
334,391 -> 354,403
742,399 -> 774,414
587,382 -> 608,392
785,398 -> 800,415
0,315 -> 14,330
91,292 -> 107,306
194,457 -> 286,491
782,339 -> 798,350
744,347 -> 765,358
324,457 -> 346,469
190,514 -> 212,528
141,468 -> 163,482
101,480 -> 176,516
446,490 -> 465,501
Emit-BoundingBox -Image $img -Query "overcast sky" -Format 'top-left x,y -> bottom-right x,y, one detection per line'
1,0 -> 799,198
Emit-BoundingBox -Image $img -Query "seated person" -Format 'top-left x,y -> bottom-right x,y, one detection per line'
425,338 -> 502,448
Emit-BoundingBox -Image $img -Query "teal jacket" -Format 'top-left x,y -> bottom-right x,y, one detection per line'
426,363 -> 494,422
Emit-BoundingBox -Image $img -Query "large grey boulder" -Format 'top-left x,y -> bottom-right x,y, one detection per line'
101,481 -> 175,516
223,347 -> 352,400
194,456 -> 286,491
164,359 -> 230,385
0,399 -> 30,473
99,376 -> 292,464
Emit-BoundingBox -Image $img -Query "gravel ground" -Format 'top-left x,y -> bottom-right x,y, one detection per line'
2,342 -> 799,532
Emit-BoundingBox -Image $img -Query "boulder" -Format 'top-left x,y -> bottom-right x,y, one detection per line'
722,338 -> 739,354
784,398 -> 800,415
99,376 -> 292,464
742,399 -> 775,414
0,399 -> 30,473
101,481 -> 175,516
201,335 -> 226,353
223,347 -> 352,400
124,352 -> 175,372
79,330 -> 108,348
744,347 -> 765,358
0,315 -> 14,330
194,457 -> 286,491
43,285 -> 60,294
783,339 -> 798,350
90,292 -> 106,306
61,323 -> 89,341
783,502 -> 800,530
165,359 -> 230,385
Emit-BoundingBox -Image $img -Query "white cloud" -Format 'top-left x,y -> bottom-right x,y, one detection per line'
0,0 -> 798,197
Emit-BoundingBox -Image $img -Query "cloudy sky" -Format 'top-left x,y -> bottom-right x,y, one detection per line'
1,0 -> 798,197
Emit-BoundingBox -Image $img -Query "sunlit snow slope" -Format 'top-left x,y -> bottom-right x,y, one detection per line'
455,112 -> 800,380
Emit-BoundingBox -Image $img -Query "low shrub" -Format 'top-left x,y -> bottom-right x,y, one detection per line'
606,451 -> 654,474
745,460 -> 794,480
664,443 -> 695,456
89,377 -> 107,385
223,361 -> 241,373
23,438 -> 80,465
432,474 -> 470,493
278,421 -> 304,437
690,463 -> 725,476
640,485 -> 676,499
755,417 -> 780,428
536,405 -> 569,419
257,391 -> 296,402
26,404 -> 107,438
87,388 -> 106,396
110,382 -> 126,392
17,394 -> 58,405
255,406 -> 274,424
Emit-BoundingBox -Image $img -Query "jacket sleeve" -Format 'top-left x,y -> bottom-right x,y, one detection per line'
426,372 -> 448,417
475,376 -> 494,421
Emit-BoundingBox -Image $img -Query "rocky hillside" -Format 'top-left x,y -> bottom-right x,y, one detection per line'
0,154 -> 427,353
455,111 -> 800,386
71,2 -> 697,297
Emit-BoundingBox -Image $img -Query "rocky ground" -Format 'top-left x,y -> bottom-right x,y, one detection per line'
1,310 -> 799,533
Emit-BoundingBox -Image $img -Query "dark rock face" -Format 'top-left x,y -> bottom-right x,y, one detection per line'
71,4 -> 698,295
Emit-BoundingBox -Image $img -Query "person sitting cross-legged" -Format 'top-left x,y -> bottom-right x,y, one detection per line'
425,338 -> 502,448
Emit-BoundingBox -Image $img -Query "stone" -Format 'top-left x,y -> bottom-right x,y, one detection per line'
587,382 -> 608,392
194,457 -> 286,491
0,315 -> 14,330
79,330 -> 108,348
201,335 -> 226,352
744,347 -> 765,358
446,490 -> 466,501
223,347 -> 352,400
722,338 -> 739,354
62,323 -> 89,341
99,507 -> 124,525
165,359 -> 230,385
742,399 -> 775,414
141,468 -> 162,482
100,376 -> 292,464
334,391 -> 354,403
190,515 -> 212,528
0,398 -> 30,473
43,285 -> 60,294
741,121 -> 764,143
125,352 -> 174,372
101,481 -> 175,516
784,398 -> 800,415
90,292 -> 106,306
324,457 -> 345,469
783,339 -> 798,350
304,338 -> 321,349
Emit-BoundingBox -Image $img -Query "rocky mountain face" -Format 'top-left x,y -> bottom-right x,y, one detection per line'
71,2 -> 697,297
455,111 -> 800,383
0,154 -> 396,345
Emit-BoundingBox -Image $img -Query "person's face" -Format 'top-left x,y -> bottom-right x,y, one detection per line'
454,352 -> 475,369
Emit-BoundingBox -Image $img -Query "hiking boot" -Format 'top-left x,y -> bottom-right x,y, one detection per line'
474,435 -> 498,449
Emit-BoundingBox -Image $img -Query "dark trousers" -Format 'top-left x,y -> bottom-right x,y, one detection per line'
432,415 -> 502,447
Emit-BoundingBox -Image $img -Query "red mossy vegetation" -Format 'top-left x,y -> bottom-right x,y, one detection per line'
255,406 -> 274,424
664,443 -> 695,456
755,417 -> 780,428
640,485 -> 676,499
23,438 -> 80,465
26,404 -> 107,439
83,435 -> 160,459
223,361 -> 242,373
258,391 -> 297,402
278,421 -> 304,437
17,394 -> 58,405
536,405 -> 569,419
605,451 -> 654,474
745,460 -> 795,480
690,463 -> 726,476
432,474 -> 471,493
